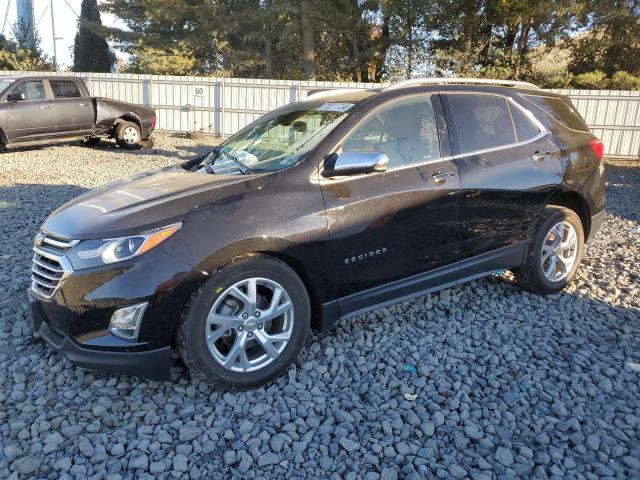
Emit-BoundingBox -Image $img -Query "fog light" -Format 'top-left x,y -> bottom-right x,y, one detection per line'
109,302 -> 148,341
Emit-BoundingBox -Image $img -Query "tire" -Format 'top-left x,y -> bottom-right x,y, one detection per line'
177,254 -> 311,390
516,206 -> 584,295
83,137 -> 101,147
115,121 -> 142,150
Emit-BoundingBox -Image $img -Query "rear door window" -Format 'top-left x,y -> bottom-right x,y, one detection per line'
510,103 -> 540,141
448,94 -> 516,153
523,95 -> 589,132
50,80 -> 82,99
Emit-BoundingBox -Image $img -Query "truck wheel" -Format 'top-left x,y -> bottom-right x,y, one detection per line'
177,255 -> 311,391
515,206 -> 584,295
115,121 -> 142,150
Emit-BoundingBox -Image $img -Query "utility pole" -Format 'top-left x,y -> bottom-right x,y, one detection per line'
50,0 -> 57,70
16,0 -> 35,44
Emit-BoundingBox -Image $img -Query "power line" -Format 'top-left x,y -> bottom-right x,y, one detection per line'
36,2 -> 48,27
2,0 -> 12,35
62,0 -> 79,19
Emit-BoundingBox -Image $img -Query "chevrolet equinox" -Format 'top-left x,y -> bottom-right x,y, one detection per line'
29,78 -> 606,390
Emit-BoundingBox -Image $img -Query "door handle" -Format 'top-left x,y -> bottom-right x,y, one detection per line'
532,151 -> 550,162
426,171 -> 456,185
39,105 -> 51,109
79,103 -> 88,107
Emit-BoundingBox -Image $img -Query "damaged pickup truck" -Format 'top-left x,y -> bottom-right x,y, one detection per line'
0,76 -> 155,150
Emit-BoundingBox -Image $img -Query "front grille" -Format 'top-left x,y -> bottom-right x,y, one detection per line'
30,234 -> 77,299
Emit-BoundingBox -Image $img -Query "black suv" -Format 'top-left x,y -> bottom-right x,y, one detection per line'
29,78 -> 606,390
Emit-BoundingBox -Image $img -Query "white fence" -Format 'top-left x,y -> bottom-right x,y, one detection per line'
1,71 -> 639,158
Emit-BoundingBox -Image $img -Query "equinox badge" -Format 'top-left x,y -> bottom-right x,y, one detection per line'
344,248 -> 388,265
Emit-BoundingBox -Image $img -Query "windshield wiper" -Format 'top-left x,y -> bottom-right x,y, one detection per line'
223,151 -> 254,175
204,148 -> 253,175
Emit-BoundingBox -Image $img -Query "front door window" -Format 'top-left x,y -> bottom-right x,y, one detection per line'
12,80 -> 46,101
342,96 -> 440,168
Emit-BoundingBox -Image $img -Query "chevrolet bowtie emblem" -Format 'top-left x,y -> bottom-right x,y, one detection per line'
34,233 -> 45,248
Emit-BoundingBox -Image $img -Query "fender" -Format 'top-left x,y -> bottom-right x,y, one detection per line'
189,236 -> 326,330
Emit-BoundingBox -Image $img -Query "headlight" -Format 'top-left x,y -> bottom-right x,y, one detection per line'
67,223 -> 182,269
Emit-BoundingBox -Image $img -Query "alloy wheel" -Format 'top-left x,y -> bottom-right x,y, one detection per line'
204,277 -> 295,372
541,221 -> 578,282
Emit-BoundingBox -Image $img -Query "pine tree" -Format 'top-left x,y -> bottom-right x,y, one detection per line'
73,0 -> 115,72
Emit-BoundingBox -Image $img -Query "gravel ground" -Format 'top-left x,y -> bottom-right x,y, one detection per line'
1,136 -> 639,480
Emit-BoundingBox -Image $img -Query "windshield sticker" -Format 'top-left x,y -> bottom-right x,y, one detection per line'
316,102 -> 354,112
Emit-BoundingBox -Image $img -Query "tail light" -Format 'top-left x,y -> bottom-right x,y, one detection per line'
151,113 -> 157,130
589,138 -> 604,161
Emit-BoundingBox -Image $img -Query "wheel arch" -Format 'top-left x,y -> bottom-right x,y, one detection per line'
114,113 -> 142,130
255,250 -> 324,331
546,189 -> 591,238
192,239 -> 325,332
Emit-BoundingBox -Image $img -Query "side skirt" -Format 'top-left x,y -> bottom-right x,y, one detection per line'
318,241 -> 526,332
5,135 -> 88,149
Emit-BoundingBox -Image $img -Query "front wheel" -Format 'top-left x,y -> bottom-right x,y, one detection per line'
115,121 -> 142,150
177,255 -> 311,390
516,206 -> 584,295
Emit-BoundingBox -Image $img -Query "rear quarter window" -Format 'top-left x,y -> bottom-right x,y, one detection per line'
510,103 -> 540,141
523,95 -> 589,132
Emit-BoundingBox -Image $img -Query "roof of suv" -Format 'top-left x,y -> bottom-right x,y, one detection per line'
302,77 -> 554,105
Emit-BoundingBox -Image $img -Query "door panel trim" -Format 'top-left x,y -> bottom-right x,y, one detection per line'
319,241 -> 526,331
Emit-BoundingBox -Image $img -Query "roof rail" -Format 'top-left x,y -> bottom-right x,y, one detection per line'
305,88 -> 369,100
384,77 -> 540,91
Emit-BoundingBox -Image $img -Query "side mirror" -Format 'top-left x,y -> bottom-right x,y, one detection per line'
7,92 -> 26,102
322,151 -> 389,177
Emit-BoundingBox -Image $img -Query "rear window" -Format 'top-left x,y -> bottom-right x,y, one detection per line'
448,94 -> 516,153
523,95 -> 588,132
50,80 -> 82,99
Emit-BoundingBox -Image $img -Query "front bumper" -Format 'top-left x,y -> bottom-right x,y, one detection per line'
30,293 -> 172,381
27,243 -> 207,381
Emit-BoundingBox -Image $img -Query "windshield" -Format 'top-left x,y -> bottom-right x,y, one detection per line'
0,78 -> 16,94
201,102 -> 355,174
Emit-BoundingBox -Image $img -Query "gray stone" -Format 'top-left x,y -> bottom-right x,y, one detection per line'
464,423 -> 483,441
339,438 -> 359,452
238,454 -> 253,474
130,454 -> 149,471
257,452 -> 279,467
495,447 -> 514,467
223,450 -> 236,466
238,420 -> 254,435
586,434 -> 601,451
173,454 -> 189,473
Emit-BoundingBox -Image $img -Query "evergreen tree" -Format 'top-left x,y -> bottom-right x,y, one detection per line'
73,0 -> 115,72
2,25 -> 54,71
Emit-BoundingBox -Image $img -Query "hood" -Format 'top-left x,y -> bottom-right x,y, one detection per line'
42,166 -> 270,239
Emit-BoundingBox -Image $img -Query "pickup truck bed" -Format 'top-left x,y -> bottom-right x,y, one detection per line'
0,76 -> 156,150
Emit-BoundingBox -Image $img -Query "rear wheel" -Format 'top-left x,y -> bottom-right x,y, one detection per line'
177,255 -> 311,390
115,121 -> 142,149
516,206 -> 584,294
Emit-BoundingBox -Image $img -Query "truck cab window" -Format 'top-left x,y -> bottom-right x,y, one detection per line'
12,81 -> 46,101
50,81 -> 82,99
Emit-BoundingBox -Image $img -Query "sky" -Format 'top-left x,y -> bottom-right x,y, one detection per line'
0,0 -> 127,70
